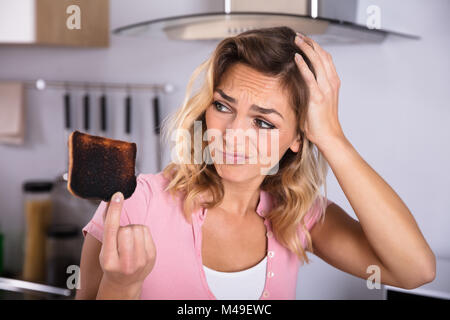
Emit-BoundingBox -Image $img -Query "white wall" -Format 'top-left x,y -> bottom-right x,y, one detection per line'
297,0 -> 450,299
0,0 -> 448,299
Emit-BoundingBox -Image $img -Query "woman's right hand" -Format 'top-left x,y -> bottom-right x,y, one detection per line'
97,191 -> 156,299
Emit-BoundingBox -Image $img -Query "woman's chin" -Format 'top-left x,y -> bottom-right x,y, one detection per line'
214,163 -> 258,181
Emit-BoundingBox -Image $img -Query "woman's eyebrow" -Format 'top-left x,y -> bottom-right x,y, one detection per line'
216,89 -> 284,120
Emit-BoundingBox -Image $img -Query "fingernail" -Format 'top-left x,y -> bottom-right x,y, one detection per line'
295,35 -> 303,44
112,191 -> 123,203
295,53 -> 301,61
296,32 -> 305,38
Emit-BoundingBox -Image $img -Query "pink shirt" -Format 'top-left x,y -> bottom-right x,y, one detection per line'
82,171 -> 333,300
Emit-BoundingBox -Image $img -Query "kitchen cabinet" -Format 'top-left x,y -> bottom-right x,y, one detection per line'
0,0 -> 109,47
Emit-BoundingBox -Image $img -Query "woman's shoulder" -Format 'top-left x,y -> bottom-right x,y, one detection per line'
294,194 -> 333,250
137,171 -> 169,194
303,195 -> 333,229
136,171 -> 185,215
137,170 -> 182,197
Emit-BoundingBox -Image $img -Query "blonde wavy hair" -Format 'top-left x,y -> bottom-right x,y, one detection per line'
160,26 -> 329,264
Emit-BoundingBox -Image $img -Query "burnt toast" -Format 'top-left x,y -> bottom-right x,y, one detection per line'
67,130 -> 137,201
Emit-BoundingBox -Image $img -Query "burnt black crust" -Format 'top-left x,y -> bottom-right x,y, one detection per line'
68,131 -> 137,201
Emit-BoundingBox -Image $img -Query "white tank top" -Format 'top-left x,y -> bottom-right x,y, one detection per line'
202,255 -> 267,300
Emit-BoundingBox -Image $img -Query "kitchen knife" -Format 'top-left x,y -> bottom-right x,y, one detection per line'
153,95 -> 161,172
62,92 -> 71,181
83,93 -> 90,132
100,93 -> 107,133
125,94 -> 131,135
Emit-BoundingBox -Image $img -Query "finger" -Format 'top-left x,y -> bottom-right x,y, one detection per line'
102,202 -> 109,223
132,226 -> 146,266
117,227 -> 134,263
326,53 -> 341,86
143,225 -> 155,258
294,52 -> 320,95
102,191 -> 124,258
295,34 -> 331,93
303,35 -> 335,84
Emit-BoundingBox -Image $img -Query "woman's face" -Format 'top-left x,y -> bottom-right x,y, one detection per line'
205,63 -> 301,182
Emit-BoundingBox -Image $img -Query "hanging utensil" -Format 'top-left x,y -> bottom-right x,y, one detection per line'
62,86 -> 71,181
64,91 -> 71,134
63,88 -> 71,145
124,88 -> 141,175
83,89 -> 90,132
125,93 -> 131,135
153,94 -> 161,172
99,90 -> 107,134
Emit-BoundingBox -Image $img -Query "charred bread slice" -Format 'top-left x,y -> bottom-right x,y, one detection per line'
67,130 -> 137,201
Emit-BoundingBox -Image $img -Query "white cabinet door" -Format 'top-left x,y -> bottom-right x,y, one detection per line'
0,0 -> 36,43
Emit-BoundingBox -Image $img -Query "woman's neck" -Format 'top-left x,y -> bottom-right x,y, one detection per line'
216,176 -> 264,219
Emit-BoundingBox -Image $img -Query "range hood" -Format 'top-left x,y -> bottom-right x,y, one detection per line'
113,0 -> 420,45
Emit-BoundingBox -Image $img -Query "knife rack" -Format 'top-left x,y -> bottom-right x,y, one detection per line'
2,78 -> 172,173
23,78 -> 174,94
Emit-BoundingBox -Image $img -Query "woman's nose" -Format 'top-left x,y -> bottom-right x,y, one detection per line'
225,114 -> 249,132
224,116 -> 253,152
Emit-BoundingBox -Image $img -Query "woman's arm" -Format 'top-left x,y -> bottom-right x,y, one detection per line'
76,192 -> 156,299
75,233 -> 145,299
309,201 -> 407,288
293,32 -> 435,289
76,233 -> 143,299
75,233 -> 104,299
313,136 -> 436,289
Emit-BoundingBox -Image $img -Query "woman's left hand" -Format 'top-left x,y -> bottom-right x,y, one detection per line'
294,32 -> 345,147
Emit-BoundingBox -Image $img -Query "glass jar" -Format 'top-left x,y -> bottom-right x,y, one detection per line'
22,180 -> 54,283
0,220 -> 3,276
45,224 -> 80,289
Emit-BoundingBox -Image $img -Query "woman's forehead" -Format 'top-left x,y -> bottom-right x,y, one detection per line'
220,63 -> 280,91
216,64 -> 289,111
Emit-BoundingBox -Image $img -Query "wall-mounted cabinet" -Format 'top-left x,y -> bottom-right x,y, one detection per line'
0,0 -> 109,47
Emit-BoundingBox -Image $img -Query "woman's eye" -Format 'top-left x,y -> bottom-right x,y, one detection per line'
254,119 -> 276,130
213,101 -> 275,129
212,101 -> 231,113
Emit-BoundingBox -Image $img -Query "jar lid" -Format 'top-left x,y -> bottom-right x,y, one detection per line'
23,180 -> 54,193
46,224 -> 79,238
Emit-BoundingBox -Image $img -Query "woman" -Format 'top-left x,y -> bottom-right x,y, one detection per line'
76,26 -> 435,300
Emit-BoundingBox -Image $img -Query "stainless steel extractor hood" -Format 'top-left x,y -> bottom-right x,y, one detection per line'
113,0 -> 420,45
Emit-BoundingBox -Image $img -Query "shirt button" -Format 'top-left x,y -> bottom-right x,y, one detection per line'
263,290 -> 269,298
268,271 -> 275,278
268,251 -> 275,258
266,231 -> 273,238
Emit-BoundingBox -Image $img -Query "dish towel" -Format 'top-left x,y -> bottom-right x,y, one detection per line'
0,81 -> 25,145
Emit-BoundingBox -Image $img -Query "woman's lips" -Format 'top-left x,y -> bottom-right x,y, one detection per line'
217,149 -> 249,162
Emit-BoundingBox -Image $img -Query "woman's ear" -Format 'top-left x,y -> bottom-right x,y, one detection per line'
289,134 -> 302,153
